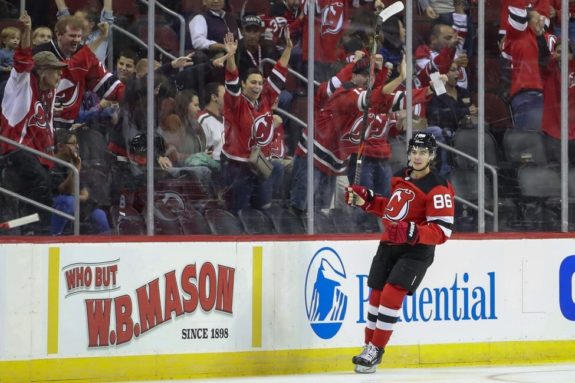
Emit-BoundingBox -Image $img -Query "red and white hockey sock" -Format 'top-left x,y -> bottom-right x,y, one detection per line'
364,288 -> 381,344
371,284 -> 408,349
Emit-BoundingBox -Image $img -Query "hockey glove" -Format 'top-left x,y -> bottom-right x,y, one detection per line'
385,221 -> 419,244
345,184 -> 374,210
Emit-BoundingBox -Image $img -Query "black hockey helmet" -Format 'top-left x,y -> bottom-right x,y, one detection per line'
408,132 -> 437,154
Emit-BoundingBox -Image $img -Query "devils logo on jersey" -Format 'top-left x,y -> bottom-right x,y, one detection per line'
27,101 -> 49,129
252,112 -> 275,147
55,78 -> 79,110
385,188 -> 415,221
320,1 -> 345,35
341,113 -> 389,145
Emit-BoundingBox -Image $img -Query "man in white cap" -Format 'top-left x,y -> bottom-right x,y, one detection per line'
0,11 -> 67,234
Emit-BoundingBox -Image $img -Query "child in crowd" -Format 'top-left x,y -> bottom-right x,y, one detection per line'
31,26 -> 53,47
0,26 -> 21,94
51,130 -> 111,235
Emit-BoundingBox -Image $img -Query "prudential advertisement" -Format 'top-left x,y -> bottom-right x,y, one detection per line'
266,240 -> 575,350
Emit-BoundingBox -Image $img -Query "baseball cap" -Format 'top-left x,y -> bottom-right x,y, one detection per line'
242,15 -> 263,29
33,51 -> 67,69
352,57 -> 370,75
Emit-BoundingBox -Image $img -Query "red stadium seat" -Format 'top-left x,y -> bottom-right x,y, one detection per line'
227,0 -> 269,17
182,0 -> 204,16
113,0 -> 139,17
483,92 -> 513,132
0,18 -> 23,33
136,24 -> 180,56
62,0 -> 100,13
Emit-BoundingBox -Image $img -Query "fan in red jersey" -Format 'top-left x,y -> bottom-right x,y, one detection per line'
221,30 -> 292,213
344,132 -> 455,374
0,11 -> 67,233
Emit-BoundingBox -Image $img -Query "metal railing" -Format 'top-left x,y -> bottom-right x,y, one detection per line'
268,60 -> 499,233
437,141 -> 499,232
110,24 -> 177,61
139,0 -> 185,58
0,136 -> 80,235
261,58 -> 321,87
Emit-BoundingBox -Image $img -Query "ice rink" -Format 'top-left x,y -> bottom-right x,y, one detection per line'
126,363 -> 575,383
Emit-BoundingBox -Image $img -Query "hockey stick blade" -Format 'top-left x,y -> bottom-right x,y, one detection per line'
378,1 -> 405,23
0,213 -> 40,229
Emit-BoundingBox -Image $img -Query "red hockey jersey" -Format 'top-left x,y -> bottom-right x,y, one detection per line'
264,0 -> 304,47
414,11 -> 468,89
301,0 -> 349,63
34,42 -> 124,127
0,48 -> 56,167
366,168 -> 455,245
295,82 -> 394,175
296,63 -> 431,175
222,62 -> 288,162
503,3 -> 556,97
499,0 -> 550,36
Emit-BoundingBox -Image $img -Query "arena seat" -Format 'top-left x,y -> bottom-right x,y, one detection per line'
502,130 -> 547,165
358,210 -> 383,233
156,171 -> 216,202
329,206 -> 361,233
517,164 -> 560,199
449,167 -> 500,232
568,168 -> 575,230
300,209 -> 338,234
516,164 -> 561,231
60,0 -> 100,13
388,136 -> 407,174
150,202 -> 183,235
0,18 -> 22,32
181,0 -> 204,16
449,168 -> 494,209
483,92 -> 513,133
112,0 -> 139,17
452,129 -> 499,169
204,209 -> 244,235
265,205 -> 305,234
484,58 -> 503,92
238,208 -> 276,235
569,168 -> 575,200
227,0 -> 270,16
179,207 -> 212,235
131,18 -> 180,56
110,206 -> 146,235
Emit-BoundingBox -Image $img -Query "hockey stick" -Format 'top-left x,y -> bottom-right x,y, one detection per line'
377,1 -> 405,25
353,1 -> 405,186
0,213 -> 40,230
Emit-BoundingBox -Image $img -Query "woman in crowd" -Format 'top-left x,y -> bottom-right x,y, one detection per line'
220,30 -> 292,212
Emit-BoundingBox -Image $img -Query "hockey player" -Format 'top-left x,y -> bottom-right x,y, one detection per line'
344,132 -> 455,373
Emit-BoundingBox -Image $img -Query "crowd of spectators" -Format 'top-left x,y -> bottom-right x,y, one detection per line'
0,0 -> 573,235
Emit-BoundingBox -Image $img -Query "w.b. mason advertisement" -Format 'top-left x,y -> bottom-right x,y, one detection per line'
57,242 -> 251,356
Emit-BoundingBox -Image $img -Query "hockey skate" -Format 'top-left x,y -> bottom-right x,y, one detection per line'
351,344 -> 368,365
352,343 -> 384,374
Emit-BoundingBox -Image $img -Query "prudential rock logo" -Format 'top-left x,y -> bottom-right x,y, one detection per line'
305,247 -> 348,339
